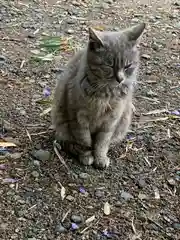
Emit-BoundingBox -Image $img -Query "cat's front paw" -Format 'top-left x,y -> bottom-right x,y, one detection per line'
79,151 -> 94,166
94,155 -> 110,169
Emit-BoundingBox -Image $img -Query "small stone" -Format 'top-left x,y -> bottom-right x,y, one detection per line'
142,54 -> 151,59
19,109 -> 26,115
55,223 -> 67,233
137,178 -> 146,188
155,15 -> 161,19
33,160 -> 40,166
72,1 -> 80,6
132,18 -> 139,23
16,210 -> 25,217
66,195 -> 74,201
105,0 -> 113,3
120,191 -> 133,201
146,90 -> 157,97
27,238 -> 37,240
66,29 -> 74,34
9,152 -> 22,160
167,178 -> 176,186
101,3 -> 109,9
175,22 -> 180,29
67,18 -> 76,24
94,189 -> 104,198
138,193 -> 148,200
62,219 -> 71,230
173,1 -> 180,6
71,215 -> 83,223
172,223 -> 180,230
31,171 -> 39,178
0,223 -> 8,230
32,149 -> 51,161
79,172 -> 89,179
0,55 -> 6,64
115,201 -> 121,207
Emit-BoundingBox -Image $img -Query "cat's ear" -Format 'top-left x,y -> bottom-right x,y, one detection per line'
123,23 -> 145,43
88,27 -> 104,51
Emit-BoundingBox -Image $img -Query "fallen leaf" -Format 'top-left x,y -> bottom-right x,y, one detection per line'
40,107 -> 52,116
85,215 -> 95,224
94,25 -> 105,31
30,49 -> 41,55
0,142 -> 16,147
104,202 -> 111,215
61,186 -> 66,200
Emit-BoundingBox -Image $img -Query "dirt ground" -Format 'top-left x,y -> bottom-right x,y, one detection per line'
0,0 -> 180,239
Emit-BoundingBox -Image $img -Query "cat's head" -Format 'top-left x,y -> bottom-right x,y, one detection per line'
86,23 -> 145,90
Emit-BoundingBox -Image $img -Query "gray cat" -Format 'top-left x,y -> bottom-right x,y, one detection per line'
52,23 -> 145,169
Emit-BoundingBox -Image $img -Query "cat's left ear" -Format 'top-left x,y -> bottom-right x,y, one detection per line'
88,28 -> 104,51
123,23 -> 145,43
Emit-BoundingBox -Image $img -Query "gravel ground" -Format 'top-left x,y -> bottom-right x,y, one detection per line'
0,0 -> 180,239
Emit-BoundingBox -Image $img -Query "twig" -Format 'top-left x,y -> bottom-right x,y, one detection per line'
28,204 -> 37,211
131,217 -> 137,234
20,59 -> 25,69
53,140 -> 71,173
143,108 -> 168,116
0,37 -> 24,42
147,217 -> 164,230
144,157 -> 151,167
62,209 -> 71,223
25,128 -> 32,142
30,131 -> 49,136
80,223 -> 94,234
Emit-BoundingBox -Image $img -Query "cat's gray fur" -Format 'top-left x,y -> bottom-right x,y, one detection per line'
52,23 -> 145,168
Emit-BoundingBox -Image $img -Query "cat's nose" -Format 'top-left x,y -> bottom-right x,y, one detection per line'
116,71 -> 125,83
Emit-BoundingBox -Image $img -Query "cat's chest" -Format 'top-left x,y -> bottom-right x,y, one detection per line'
87,98 -> 122,132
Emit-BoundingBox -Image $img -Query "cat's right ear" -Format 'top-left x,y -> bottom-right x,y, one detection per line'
88,27 -> 104,51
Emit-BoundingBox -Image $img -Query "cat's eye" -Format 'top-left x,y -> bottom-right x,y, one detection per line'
124,63 -> 132,69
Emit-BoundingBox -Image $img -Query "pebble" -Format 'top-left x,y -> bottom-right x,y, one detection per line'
146,90 -> 157,97
138,193 -> 148,200
120,191 -> 134,201
137,178 -> 146,188
142,54 -> 151,59
32,149 -> 51,161
72,1 -> 80,6
94,189 -> 104,198
167,178 -> 176,186
31,171 -> 39,178
71,215 -> 83,223
33,160 -> 40,166
175,22 -> 180,29
0,55 -> 6,64
66,29 -> 74,34
0,223 -> 8,230
105,0 -> 113,3
55,223 -> 67,233
66,195 -> 75,201
172,223 -> 180,230
67,18 -> 76,24
62,220 -> 71,230
9,152 -> 22,160
79,172 -> 89,179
